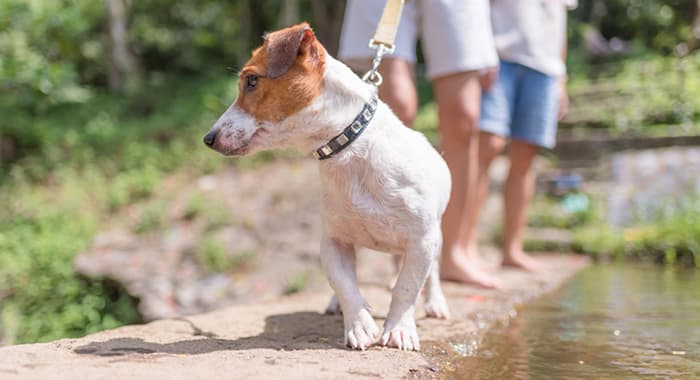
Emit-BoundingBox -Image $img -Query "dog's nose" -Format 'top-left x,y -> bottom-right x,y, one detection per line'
203,130 -> 217,147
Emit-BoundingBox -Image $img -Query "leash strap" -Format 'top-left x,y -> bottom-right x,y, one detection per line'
363,0 -> 408,86
370,0 -> 407,52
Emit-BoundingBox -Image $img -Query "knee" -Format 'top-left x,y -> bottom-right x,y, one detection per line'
445,98 -> 480,125
479,133 -> 506,164
380,81 -> 417,126
438,99 -> 480,142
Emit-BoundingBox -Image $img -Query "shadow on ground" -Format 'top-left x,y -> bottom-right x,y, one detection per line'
73,312 -> 345,356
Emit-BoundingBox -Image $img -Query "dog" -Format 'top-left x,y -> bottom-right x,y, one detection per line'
203,23 -> 451,351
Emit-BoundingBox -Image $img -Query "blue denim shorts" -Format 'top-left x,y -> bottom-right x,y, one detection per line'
479,61 -> 559,149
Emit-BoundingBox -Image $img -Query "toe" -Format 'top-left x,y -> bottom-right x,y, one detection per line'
346,330 -> 358,349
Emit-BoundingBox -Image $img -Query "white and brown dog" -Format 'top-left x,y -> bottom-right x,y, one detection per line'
203,23 -> 451,351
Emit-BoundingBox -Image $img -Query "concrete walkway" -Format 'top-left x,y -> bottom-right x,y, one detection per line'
0,254 -> 587,380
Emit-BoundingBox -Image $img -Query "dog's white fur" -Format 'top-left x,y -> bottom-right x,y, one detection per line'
208,54 -> 451,351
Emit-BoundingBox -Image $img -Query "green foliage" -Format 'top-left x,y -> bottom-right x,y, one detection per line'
0,0 -> 103,110
528,194 -> 595,229
564,53 -> 700,134
183,193 -> 207,220
128,0 -> 241,74
0,74 -> 239,344
0,174 -> 141,344
195,238 -> 256,274
284,272 -> 312,296
572,195 -> 700,266
106,166 -> 163,211
183,192 -> 233,230
134,201 -> 168,234
572,0 -> 696,54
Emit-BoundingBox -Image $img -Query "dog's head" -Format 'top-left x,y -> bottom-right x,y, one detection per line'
203,23 -> 326,155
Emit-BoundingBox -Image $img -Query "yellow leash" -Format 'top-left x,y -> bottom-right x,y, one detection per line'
362,0 -> 408,86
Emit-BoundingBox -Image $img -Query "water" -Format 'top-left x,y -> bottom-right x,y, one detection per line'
454,265 -> 700,379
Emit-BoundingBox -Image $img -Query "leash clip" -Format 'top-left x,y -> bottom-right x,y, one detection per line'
362,41 -> 393,87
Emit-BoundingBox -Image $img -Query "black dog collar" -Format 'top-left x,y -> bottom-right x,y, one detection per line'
313,96 -> 378,160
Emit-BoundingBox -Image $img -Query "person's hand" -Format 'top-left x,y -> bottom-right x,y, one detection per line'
479,66 -> 498,91
557,76 -> 569,121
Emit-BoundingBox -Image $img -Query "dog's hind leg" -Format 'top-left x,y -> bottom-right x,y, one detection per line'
381,228 -> 441,351
324,294 -> 342,315
320,236 -> 379,350
423,257 -> 450,319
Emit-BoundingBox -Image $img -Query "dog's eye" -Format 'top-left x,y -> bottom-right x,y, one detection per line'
245,74 -> 258,91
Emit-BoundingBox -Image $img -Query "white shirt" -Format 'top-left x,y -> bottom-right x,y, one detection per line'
490,0 -> 577,76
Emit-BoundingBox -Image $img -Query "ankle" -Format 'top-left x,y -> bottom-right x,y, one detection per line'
502,244 -> 524,260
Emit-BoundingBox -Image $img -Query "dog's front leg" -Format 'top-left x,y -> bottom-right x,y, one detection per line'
382,229 -> 440,351
320,236 -> 379,350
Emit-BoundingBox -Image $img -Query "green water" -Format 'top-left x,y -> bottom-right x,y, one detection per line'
455,265 -> 700,379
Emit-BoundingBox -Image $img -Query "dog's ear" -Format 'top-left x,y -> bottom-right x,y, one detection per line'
266,23 -> 318,79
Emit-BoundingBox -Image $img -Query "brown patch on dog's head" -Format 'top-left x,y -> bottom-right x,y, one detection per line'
236,22 -> 326,123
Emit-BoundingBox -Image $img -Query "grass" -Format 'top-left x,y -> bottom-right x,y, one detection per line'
134,201 -> 168,234
525,187 -> 699,267
563,53 -> 700,135
183,192 -> 233,231
574,195 -> 700,266
0,172 -> 143,344
527,190 -> 700,267
195,238 -> 257,274
527,193 -> 595,229
283,272 -> 312,296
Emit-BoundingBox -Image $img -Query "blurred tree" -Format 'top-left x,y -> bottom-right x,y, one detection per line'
308,0 -> 346,55
689,0 -> 700,51
6,0 -> 697,112
282,0 -> 300,28
574,0 -> 697,54
106,0 -> 142,93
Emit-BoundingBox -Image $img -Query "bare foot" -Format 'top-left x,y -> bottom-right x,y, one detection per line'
502,251 -> 547,273
441,248 -> 502,289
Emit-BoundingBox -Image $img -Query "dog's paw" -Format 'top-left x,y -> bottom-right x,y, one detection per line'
344,308 -> 379,350
424,294 -> 450,319
381,322 -> 420,351
324,295 -> 342,315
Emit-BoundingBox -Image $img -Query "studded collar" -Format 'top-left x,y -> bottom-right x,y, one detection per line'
312,96 -> 378,160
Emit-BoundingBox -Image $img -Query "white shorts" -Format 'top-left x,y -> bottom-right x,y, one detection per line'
338,0 -> 498,79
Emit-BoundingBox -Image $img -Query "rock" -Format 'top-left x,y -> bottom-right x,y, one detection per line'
2,254 -> 588,380
74,159 -> 326,321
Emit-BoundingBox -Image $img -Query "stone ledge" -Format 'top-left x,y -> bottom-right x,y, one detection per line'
0,254 -> 588,380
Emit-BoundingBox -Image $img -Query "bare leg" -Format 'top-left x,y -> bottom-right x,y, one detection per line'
383,229 -> 441,351
501,140 -> 545,272
377,58 -> 417,128
320,236 -> 379,350
434,72 -> 500,288
466,132 -> 508,256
